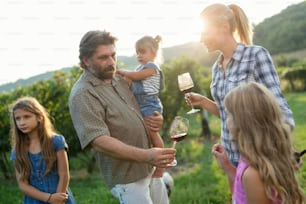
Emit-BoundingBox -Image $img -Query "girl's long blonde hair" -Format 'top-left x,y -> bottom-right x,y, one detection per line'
10,97 -> 57,181
200,3 -> 253,45
224,82 -> 305,203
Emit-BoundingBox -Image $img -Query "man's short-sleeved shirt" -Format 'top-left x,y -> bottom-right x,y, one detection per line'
69,70 -> 152,188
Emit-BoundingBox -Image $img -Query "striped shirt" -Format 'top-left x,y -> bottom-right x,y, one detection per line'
135,62 -> 161,95
211,43 -> 295,166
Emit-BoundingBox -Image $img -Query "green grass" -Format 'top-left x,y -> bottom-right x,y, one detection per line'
286,92 -> 306,190
1,92 -> 305,203
0,179 -> 23,204
70,172 -> 118,204
169,139 -> 231,204
286,92 -> 306,149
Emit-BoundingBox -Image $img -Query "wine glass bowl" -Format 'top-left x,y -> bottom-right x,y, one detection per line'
169,116 -> 189,166
177,72 -> 200,114
294,149 -> 306,164
178,72 -> 194,93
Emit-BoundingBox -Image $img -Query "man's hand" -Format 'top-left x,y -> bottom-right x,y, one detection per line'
146,147 -> 176,168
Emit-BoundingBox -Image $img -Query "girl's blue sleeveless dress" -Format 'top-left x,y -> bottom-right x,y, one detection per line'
10,135 -> 76,204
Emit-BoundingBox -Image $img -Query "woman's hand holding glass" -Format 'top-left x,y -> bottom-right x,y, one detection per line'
178,72 -> 200,114
185,92 -> 205,108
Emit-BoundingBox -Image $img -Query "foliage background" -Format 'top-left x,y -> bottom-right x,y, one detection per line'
0,2 -> 306,203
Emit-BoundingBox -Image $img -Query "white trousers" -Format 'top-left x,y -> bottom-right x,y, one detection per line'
111,173 -> 169,204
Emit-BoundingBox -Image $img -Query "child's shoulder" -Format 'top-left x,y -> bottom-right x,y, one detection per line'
242,165 -> 261,186
52,135 -> 68,151
144,61 -> 160,70
242,165 -> 270,202
52,134 -> 64,142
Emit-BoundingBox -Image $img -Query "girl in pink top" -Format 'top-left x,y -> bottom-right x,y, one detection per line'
212,82 -> 305,204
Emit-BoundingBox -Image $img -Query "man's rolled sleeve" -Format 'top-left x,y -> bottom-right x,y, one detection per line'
69,88 -> 110,149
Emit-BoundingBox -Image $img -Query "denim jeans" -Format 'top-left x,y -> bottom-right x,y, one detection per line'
134,94 -> 163,117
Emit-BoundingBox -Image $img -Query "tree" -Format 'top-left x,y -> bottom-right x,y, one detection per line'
281,67 -> 306,91
160,56 -> 211,139
0,58 -> 213,178
0,67 -> 84,179
254,2 -> 306,55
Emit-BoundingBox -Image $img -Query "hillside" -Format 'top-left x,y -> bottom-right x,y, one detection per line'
0,43 -> 216,93
254,1 -> 306,54
0,67 -> 72,93
118,41 -> 218,70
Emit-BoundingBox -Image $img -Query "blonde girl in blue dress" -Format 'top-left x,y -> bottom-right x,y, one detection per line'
10,97 -> 76,204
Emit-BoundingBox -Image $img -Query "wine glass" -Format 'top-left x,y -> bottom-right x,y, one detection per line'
169,116 -> 189,166
178,72 -> 200,114
294,149 -> 306,164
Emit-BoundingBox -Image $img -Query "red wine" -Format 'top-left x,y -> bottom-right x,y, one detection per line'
171,133 -> 187,142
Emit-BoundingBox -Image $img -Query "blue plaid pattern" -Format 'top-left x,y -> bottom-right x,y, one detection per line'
211,43 -> 295,166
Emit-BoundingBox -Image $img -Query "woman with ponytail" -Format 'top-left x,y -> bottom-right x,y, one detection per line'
186,3 -> 295,167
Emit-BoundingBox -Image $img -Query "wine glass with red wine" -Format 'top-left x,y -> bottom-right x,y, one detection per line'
178,72 -> 200,114
169,116 -> 189,166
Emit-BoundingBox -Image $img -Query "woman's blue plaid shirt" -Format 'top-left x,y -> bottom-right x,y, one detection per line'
210,43 -> 295,166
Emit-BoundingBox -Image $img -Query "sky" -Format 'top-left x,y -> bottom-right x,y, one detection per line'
0,0 -> 304,85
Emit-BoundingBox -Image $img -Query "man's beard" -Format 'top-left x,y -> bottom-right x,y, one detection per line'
91,65 -> 115,80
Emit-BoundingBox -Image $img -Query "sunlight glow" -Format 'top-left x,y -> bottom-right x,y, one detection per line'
0,0 -> 303,85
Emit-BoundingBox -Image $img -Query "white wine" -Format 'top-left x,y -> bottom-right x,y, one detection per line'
177,72 -> 200,114
178,72 -> 194,92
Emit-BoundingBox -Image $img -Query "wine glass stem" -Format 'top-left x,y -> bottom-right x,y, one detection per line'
171,141 -> 178,166
172,141 -> 177,148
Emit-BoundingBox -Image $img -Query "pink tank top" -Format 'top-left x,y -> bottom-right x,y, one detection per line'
232,158 -> 248,204
232,158 -> 281,204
